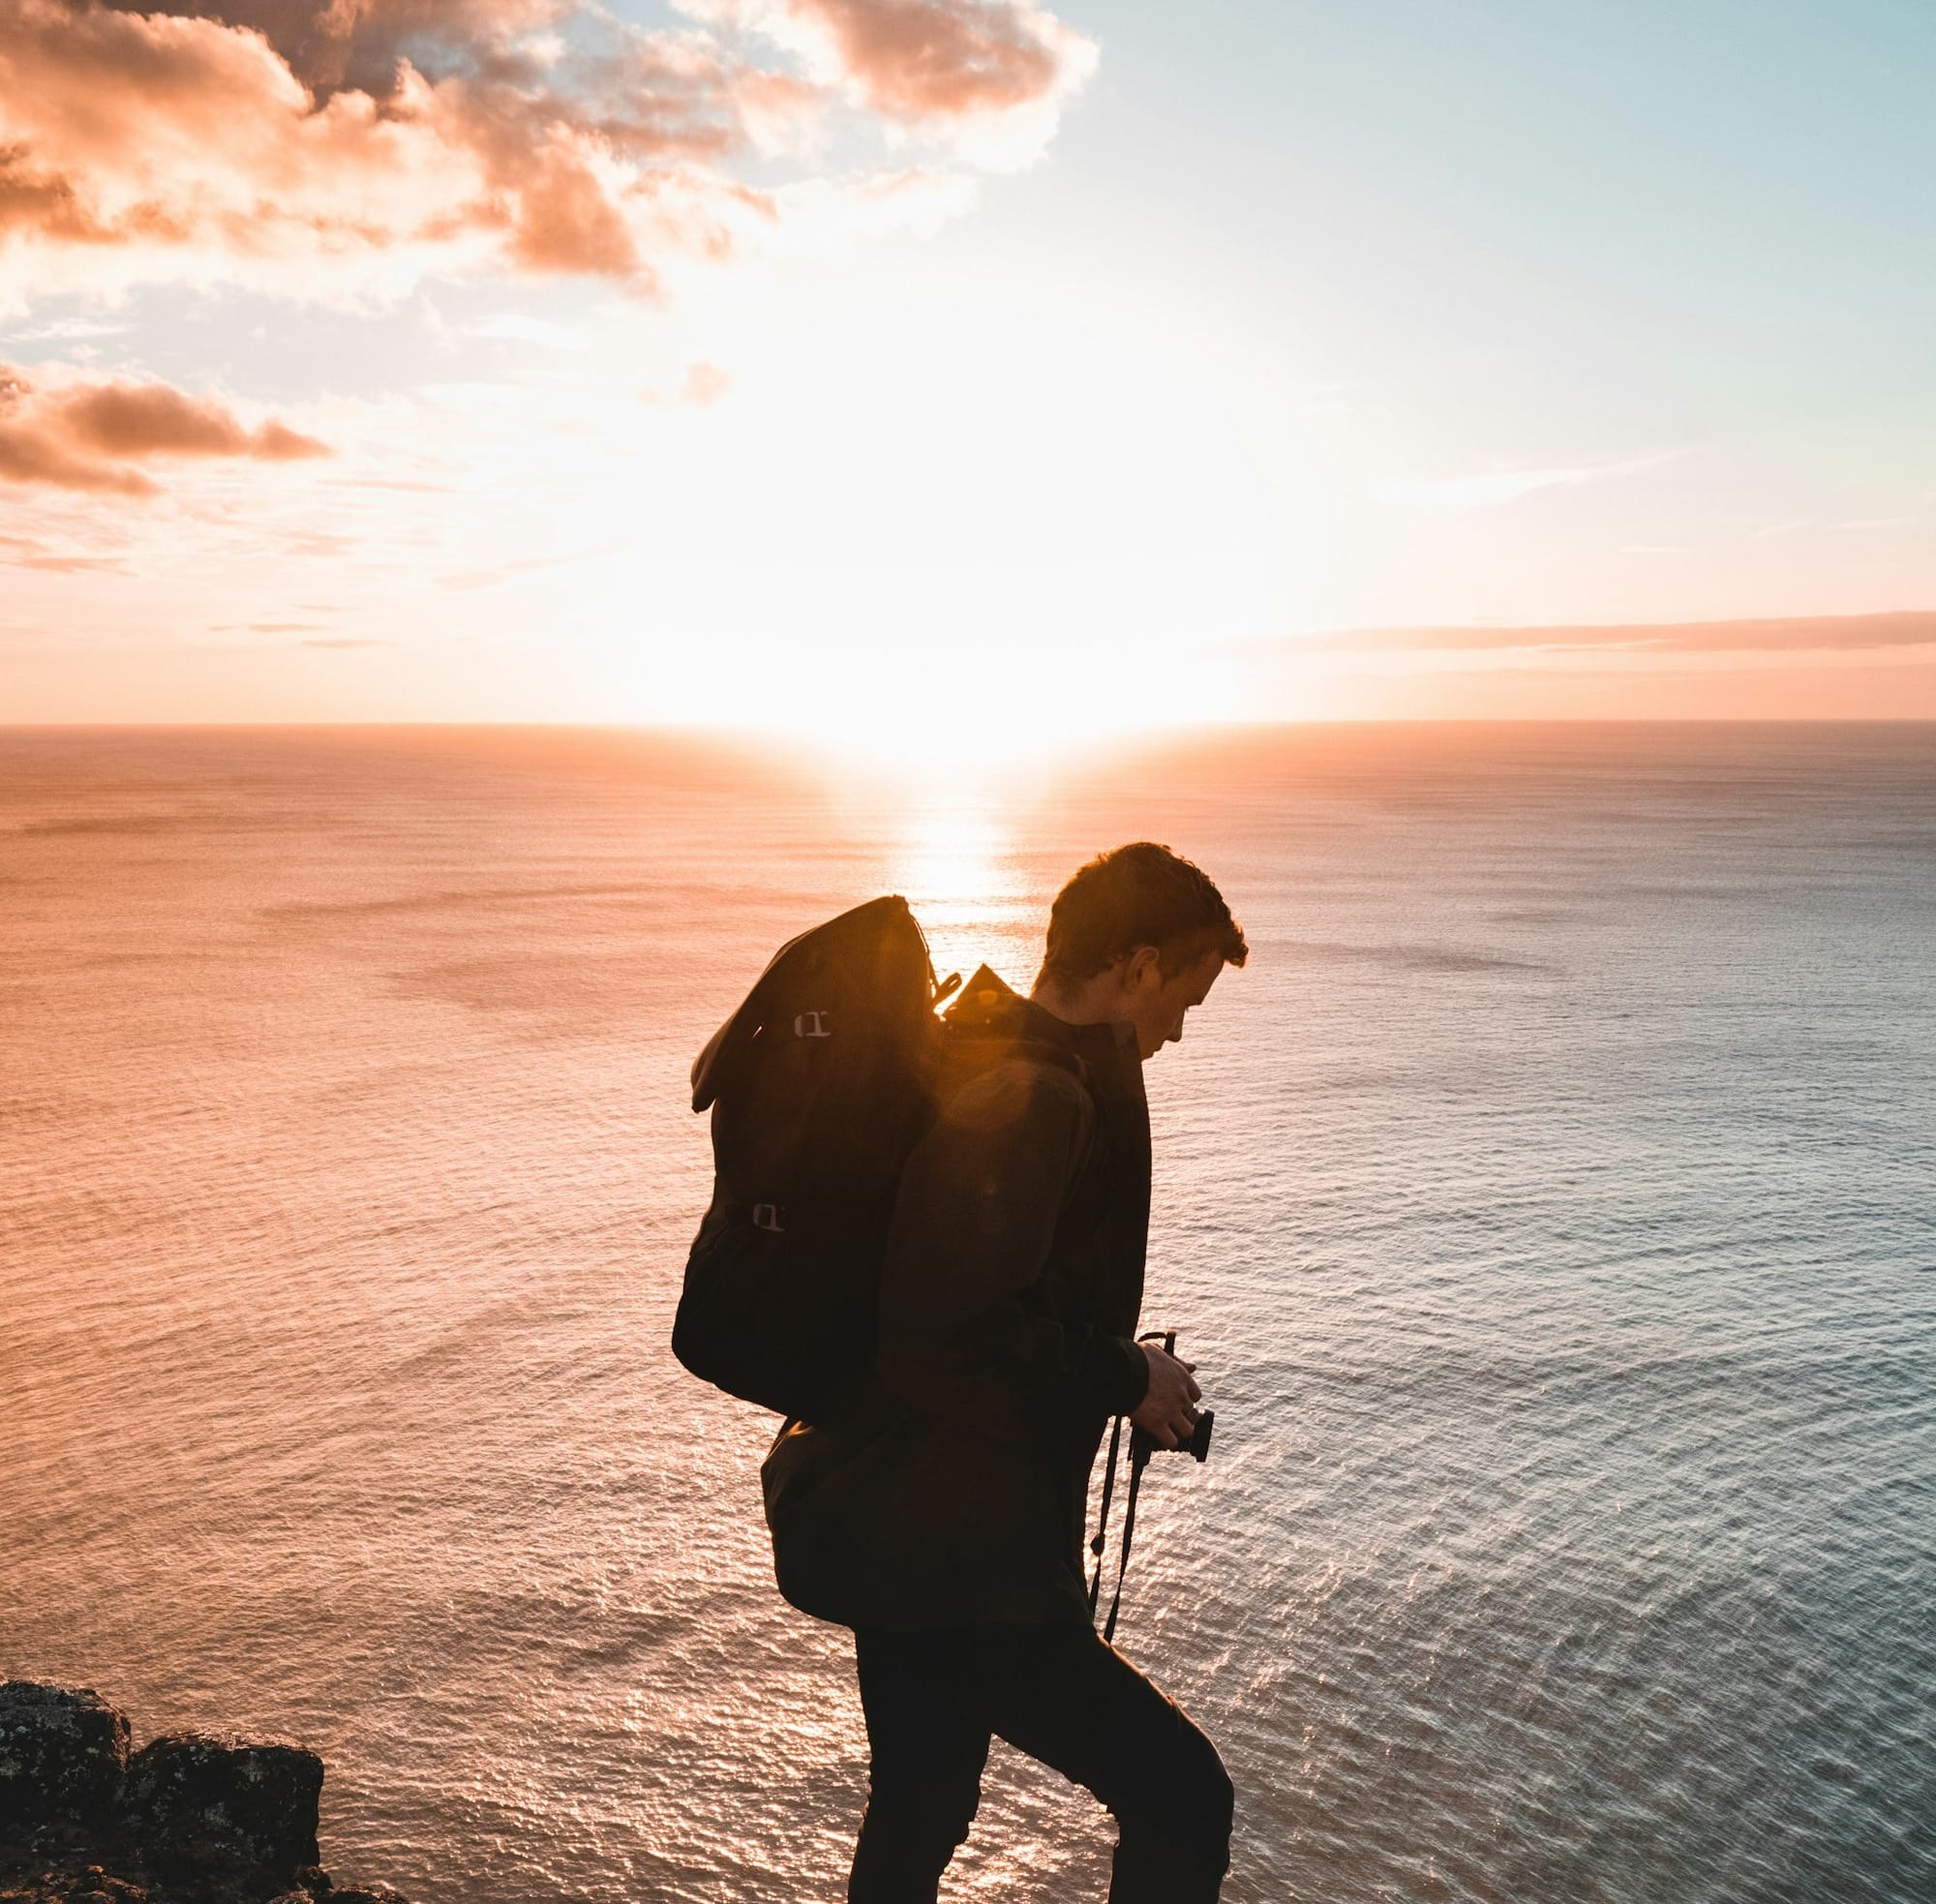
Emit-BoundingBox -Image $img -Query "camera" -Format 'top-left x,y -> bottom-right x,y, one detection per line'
1131,1329 -> 1213,1464
1132,1409 -> 1214,1463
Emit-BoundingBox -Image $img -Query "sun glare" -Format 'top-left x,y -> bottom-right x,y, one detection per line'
875,796 -> 1038,985
891,808 -> 1008,916
554,294 -> 1272,748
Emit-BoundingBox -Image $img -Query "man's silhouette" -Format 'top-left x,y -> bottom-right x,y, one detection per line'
765,842 -> 1247,1902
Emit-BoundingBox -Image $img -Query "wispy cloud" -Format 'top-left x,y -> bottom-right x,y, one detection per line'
462,314 -> 590,351
1397,451 -> 1677,515
5,550 -> 131,573
1298,610 -> 1936,653
325,478 -> 458,494
439,535 -> 636,589
211,620 -> 332,634
285,529 -> 360,558
0,360 -> 328,496
641,361 -> 734,407
2,316 -> 129,343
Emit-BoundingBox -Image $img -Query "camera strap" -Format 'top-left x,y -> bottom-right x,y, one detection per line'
1090,1419 -> 1153,1644
1103,1440 -> 1152,1644
1092,1330 -> 1172,1642
1087,1413 -> 1124,1620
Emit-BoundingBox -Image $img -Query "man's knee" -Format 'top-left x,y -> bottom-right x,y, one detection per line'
1187,1738 -> 1236,1848
1117,1721 -> 1233,1870
873,1761 -> 981,1844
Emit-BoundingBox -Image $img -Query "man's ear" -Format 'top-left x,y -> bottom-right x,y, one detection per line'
1122,945 -> 1164,994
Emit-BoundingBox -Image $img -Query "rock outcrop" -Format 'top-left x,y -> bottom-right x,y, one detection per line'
0,1682 -> 406,1904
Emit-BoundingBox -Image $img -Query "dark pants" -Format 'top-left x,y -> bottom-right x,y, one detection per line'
848,1622 -> 1232,1903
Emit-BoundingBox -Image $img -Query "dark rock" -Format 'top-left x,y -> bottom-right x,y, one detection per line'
0,1684 -> 131,1833
55,1868 -> 144,1902
120,1738 -> 321,1885
0,1685 -> 394,1904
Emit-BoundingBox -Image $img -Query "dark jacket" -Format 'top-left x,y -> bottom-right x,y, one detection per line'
761,968 -> 1154,1629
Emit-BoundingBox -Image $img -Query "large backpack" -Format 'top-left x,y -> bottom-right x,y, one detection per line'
674,895 -> 961,1424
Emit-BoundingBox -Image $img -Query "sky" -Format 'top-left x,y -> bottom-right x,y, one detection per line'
2,0 -> 1933,740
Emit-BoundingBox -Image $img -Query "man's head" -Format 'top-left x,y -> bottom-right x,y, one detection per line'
1031,843 -> 1248,1061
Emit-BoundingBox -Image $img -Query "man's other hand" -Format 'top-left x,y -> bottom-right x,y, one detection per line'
1131,1342 -> 1201,1449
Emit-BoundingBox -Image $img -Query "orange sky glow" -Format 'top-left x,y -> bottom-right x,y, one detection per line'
3,1 -> 1933,741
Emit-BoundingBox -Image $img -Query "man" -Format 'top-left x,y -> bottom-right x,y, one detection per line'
763,841 -> 1247,1902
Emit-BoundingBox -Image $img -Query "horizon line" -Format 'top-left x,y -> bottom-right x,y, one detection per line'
6,714 -> 1936,732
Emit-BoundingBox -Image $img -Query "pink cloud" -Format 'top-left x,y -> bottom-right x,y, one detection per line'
91,0 -> 573,97
787,0 -> 1068,116
1302,611 -> 1936,653
0,0 -> 1095,304
0,360 -> 329,496
9,549 -> 136,568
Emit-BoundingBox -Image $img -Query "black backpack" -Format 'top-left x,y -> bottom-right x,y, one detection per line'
674,895 -> 961,1424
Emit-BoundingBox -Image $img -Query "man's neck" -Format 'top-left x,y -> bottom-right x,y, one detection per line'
1028,971 -> 1125,1029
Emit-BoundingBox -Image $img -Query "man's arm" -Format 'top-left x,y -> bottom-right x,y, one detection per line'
875,1060 -> 1150,1435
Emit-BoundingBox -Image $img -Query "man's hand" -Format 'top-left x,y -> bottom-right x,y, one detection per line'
1130,1341 -> 1201,1449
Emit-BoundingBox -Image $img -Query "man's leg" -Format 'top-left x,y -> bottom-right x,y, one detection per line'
848,1628 -> 991,1904
969,1622 -> 1233,1904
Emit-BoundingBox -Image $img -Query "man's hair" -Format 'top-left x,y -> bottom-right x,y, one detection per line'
1040,842 -> 1248,984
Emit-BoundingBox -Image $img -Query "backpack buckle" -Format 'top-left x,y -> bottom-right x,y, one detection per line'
794,1011 -> 832,1039
751,1202 -> 786,1233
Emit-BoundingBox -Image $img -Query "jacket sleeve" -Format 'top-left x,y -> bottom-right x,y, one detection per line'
875,1059 -> 1151,1433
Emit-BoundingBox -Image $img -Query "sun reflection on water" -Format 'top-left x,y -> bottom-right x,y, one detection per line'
882,800 -> 1040,987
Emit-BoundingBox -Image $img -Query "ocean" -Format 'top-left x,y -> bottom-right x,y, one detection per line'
3,722 -> 1931,1903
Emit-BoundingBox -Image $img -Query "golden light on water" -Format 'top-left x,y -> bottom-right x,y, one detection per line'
891,808 -> 1009,919
879,801 -> 1011,977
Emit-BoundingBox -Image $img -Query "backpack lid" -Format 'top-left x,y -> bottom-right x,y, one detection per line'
689,893 -> 924,1113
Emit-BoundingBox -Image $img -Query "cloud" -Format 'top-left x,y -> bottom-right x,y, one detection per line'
286,528 -> 358,555
0,0 -> 1096,308
6,549 -> 131,570
1300,611 -> 1936,654
1397,452 -> 1676,515
640,359 -> 733,406
0,0 -> 659,298
57,381 -> 327,461
439,533 -> 634,588
94,0 -> 571,98
0,359 -> 330,495
784,0 -> 1088,117
687,0 -> 1098,166
326,476 -> 456,492
300,635 -> 392,647
463,312 -> 588,349
2,315 -> 129,341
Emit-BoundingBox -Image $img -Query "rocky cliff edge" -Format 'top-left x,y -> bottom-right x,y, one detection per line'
0,1681 -> 407,1904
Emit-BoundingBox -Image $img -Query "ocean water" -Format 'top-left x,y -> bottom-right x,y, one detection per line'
2,722 -> 1932,1904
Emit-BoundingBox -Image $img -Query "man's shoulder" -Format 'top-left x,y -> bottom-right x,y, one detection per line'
938,1047 -> 1094,1137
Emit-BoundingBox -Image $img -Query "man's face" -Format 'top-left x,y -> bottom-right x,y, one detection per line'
1122,949 -> 1225,1063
